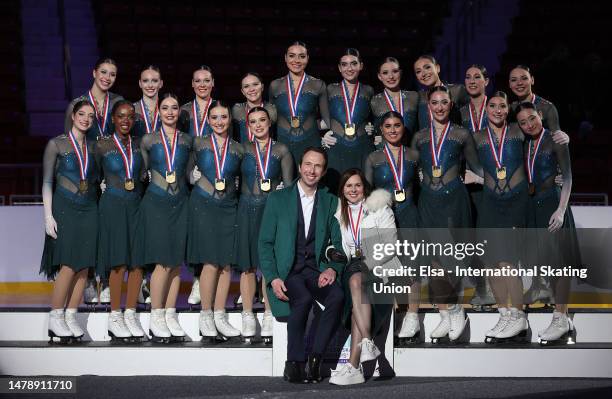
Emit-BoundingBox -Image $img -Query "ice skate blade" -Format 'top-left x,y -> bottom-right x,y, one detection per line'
170,335 -> 186,343
241,336 -> 256,345
471,304 -> 495,312
395,335 -> 422,346
148,330 -> 171,344
487,330 -> 530,345
48,330 -> 73,345
262,336 -> 273,345
199,335 -> 218,345
538,330 -> 576,346
215,334 -> 240,344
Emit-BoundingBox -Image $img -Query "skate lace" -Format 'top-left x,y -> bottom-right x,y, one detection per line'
125,313 -> 142,329
111,314 -> 128,330
358,339 -> 375,353
551,314 -> 567,329
166,312 -> 182,331
492,313 -> 510,332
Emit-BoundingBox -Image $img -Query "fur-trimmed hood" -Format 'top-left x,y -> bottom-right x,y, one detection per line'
334,188 -> 392,218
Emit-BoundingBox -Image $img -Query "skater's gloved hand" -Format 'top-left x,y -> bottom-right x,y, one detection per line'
45,214 -> 58,239
365,122 -> 375,135
190,166 -> 202,184
554,174 -> 564,187
373,135 -> 383,146
321,131 -> 337,149
271,278 -> 289,301
552,130 -> 570,145
318,268 -> 337,288
326,246 -> 347,264
100,179 -> 106,193
548,207 -> 565,233
275,181 -> 284,190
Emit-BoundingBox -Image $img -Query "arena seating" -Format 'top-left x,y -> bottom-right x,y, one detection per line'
496,0 -> 612,198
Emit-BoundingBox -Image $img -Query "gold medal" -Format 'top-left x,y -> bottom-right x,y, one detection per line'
432,165 -> 442,178
165,171 -> 176,184
215,178 -> 226,191
79,179 -> 88,192
124,178 -> 135,191
291,116 -> 300,128
355,247 -> 362,258
394,189 -> 406,203
496,166 -> 507,181
260,179 -> 271,192
528,183 -> 535,196
344,123 -> 356,136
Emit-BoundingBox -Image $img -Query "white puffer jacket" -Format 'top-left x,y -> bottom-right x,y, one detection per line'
333,189 -> 403,278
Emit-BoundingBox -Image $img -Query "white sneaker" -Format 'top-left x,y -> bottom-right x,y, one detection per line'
149,308 -> 171,338
108,310 -> 132,339
539,312 -> 573,342
214,310 -> 240,338
99,284 -> 111,304
261,310 -> 273,337
329,363 -> 365,385
496,308 -> 528,339
358,338 -> 381,363
83,280 -> 98,304
485,307 -> 510,340
64,308 -> 84,338
241,311 -> 256,337
430,309 -> 451,339
397,312 -> 420,339
48,309 -> 73,338
124,308 -> 145,338
188,278 -> 201,305
448,305 -> 468,341
165,308 -> 186,338
199,310 -> 217,337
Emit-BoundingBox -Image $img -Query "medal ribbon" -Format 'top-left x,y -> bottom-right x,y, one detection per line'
246,102 -> 264,142
530,93 -> 537,104
429,121 -> 451,168
341,80 -> 360,125
139,99 -> 159,133
383,89 -> 404,116
486,124 -> 508,170
526,128 -> 546,184
469,96 -> 487,132
210,134 -> 229,180
112,133 -> 133,180
347,203 -> 364,250
160,126 -> 178,173
193,97 -> 212,136
88,90 -> 110,134
383,143 -> 404,191
286,74 -> 306,118
254,137 -> 272,181
68,131 -> 89,181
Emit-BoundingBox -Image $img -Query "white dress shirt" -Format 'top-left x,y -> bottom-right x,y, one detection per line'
297,180 -> 317,236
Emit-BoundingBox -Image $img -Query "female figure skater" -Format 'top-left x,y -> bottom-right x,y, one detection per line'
236,106 -> 293,343
364,111 -> 420,344
96,101 -> 147,342
188,100 -> 243,343
134,93 -> 192,343
42,100 -> 98,342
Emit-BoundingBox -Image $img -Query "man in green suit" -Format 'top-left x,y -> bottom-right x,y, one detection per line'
259,147 -> 346,383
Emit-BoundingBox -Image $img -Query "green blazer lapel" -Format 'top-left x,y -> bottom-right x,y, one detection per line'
287,183 -> 299,242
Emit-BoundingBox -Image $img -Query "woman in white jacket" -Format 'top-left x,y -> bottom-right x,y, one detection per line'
329,168 -> 401,385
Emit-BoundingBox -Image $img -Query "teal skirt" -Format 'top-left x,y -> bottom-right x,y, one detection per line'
235,195 -> 267,271
525,187 -> 581,269
277,130 -> 321,169
97,191 -> 141,275
477,186 -> 528,265
132,188 -> 188,268
341,259 -> 393,337
187,190 -> 237,267
40,190 -> 97,279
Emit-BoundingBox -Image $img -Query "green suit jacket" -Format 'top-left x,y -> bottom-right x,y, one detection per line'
258,181 -> 345,318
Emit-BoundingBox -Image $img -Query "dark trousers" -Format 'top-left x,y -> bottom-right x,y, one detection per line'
285,266 -> 344,362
